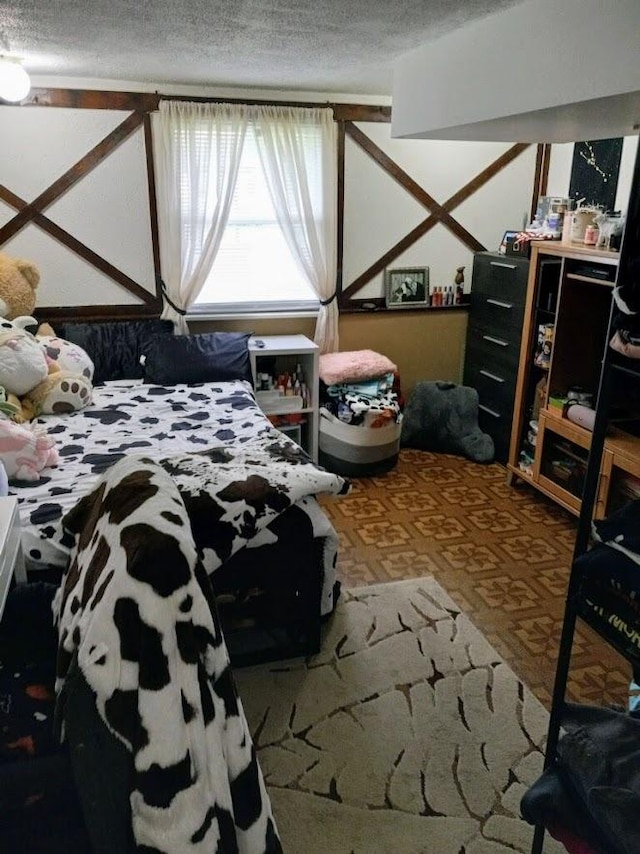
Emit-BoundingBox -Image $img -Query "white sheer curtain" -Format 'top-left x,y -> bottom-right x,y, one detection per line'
255,106 -> 339,353
153,101 -> 248,332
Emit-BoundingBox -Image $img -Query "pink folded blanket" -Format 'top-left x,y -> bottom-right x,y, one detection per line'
319,349 -> 397,385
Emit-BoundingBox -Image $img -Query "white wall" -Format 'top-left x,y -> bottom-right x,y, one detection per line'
344,125 -> 537,298
0,105 -> 155,308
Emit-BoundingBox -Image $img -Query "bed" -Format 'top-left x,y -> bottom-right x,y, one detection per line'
8,321 -> 349,663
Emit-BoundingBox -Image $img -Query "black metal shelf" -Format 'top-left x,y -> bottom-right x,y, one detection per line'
576,598 -> 640,671
529,143 -> 640,854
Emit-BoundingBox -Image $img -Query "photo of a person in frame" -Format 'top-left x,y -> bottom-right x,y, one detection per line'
391,274 -> 425,303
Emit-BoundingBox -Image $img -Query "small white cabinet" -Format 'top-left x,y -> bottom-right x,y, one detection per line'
0,497 -> 26,621
248,335 -> 319,462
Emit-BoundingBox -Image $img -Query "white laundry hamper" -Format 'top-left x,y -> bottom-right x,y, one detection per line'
318,408 -> 402,477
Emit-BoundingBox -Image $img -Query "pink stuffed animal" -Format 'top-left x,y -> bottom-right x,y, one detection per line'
0,419 -> 59,481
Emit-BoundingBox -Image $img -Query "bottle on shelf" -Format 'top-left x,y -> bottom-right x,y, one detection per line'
584,223 -> 598,246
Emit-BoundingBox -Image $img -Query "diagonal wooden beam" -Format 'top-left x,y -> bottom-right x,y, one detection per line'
443,143 -> 531,210
342,214 -> 440,300
0,184 -> 157,305
0,112 -> 144,245
345,121 -> 441,212
347,121 -> 529,225
341,139 -> 531,301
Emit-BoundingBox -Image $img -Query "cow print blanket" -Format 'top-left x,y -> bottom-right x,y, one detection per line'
54,455 -> 282,853
11,380 -> 347,613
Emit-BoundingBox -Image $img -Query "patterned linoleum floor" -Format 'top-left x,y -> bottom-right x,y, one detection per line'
318,448 -> 631,711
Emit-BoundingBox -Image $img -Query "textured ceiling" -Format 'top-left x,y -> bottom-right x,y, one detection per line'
2,0 -> 523,95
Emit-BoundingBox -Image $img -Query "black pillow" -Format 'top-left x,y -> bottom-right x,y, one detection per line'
56,320 -> 175,385
143,331 -> 253,385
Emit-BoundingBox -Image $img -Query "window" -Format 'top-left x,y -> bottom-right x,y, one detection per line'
190,123 -> 322,316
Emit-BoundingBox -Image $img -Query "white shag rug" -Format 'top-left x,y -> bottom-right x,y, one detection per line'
235,577 -> 562,853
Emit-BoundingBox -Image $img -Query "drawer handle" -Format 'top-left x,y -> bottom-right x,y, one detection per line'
479,404 -> 501,419
486,298 -> 514,309
490,261 -> 518,270
482,334 -> 509,347
480,369 -> 505,383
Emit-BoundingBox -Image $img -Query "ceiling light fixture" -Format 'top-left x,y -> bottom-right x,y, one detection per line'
0,56 -> 31,102
0,30 -> 30,103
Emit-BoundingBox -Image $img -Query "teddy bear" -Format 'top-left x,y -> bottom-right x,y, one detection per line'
0,252 -> 40,321
0,252 -> 94,419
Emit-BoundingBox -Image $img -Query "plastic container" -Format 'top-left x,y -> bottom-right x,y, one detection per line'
255,391 -> 303,412
570,209 -> 595,242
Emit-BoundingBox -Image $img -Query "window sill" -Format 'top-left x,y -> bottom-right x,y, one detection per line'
187,309 -> 320,322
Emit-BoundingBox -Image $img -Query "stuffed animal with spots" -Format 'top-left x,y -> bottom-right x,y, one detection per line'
24,371 -> 92,418
0,317 -> 93,420
35,323 -> 94,382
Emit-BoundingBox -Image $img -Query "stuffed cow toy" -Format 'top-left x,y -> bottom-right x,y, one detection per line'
0,417 -> 59,481
0,317 -> 93,421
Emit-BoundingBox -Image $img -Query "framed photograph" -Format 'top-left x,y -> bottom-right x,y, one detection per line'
499,230 -> 519,251
385,267 -> 429,309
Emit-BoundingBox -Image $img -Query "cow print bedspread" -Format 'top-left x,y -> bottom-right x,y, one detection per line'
54,454 -> 283,853
11,380 -> 347,613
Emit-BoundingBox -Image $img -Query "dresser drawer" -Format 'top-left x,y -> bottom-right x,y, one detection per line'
464,361 -> 516,415
466,326 -> 521,374
470,291 -> 525,341
477,406 -> 512,463
472,252 -> 529,303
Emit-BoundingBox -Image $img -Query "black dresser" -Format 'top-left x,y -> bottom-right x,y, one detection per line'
463,251 -> 529,463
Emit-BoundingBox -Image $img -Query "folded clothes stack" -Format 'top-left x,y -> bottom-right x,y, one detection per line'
318,349 -> 402,428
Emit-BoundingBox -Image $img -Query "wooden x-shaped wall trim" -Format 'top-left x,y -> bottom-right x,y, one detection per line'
339,121 -> 533,306
0,109 -> 161,315
1,88 -> 547,320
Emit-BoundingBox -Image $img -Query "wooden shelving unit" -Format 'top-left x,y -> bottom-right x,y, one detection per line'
506,241 -> 629,517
